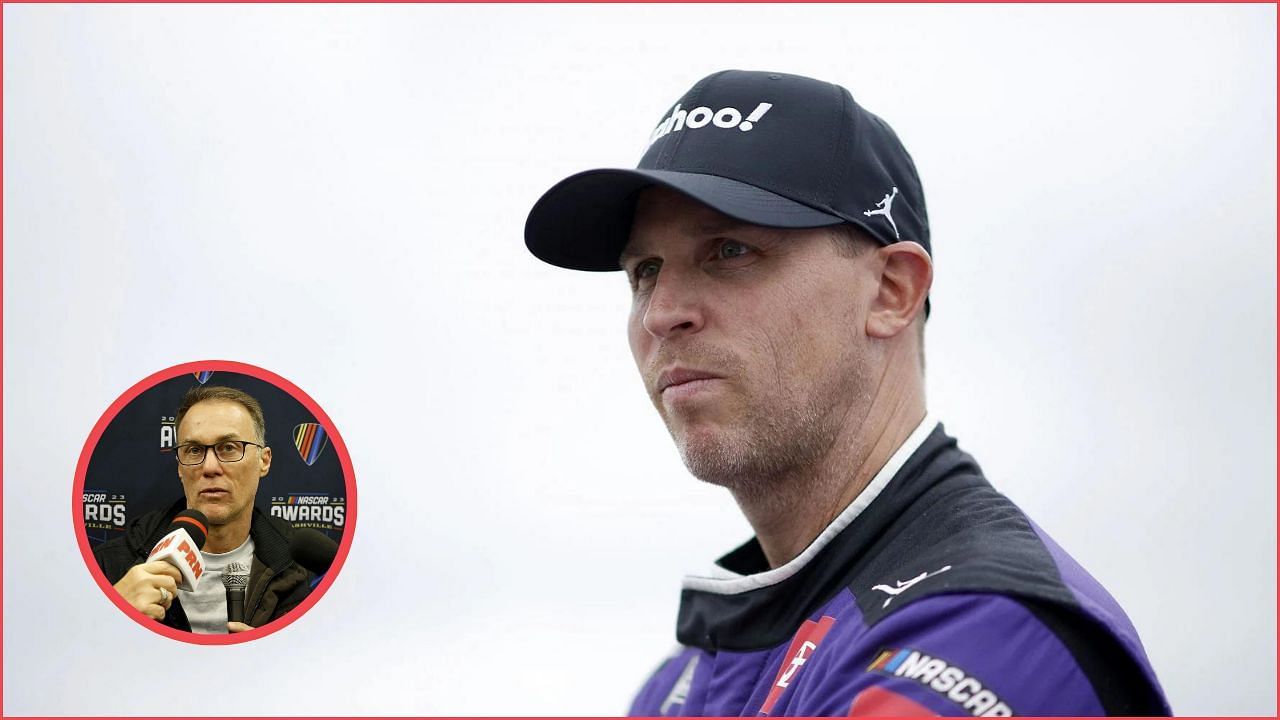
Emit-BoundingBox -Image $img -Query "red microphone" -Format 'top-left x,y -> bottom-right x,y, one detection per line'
147,509 -> 209,591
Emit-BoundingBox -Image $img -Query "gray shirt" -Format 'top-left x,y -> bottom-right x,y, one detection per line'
177,536 -> 255,634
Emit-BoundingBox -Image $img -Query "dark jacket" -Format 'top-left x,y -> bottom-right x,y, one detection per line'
630,422 -> 1170,716
93,497 -> 314,632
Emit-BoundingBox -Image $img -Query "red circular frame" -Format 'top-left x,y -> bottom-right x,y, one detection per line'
72,359 -> 357,644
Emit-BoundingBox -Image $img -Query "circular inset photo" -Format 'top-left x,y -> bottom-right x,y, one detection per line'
74,360 -> 356,644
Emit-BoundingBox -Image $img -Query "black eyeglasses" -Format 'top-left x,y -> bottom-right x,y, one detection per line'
175,440 -> 264,466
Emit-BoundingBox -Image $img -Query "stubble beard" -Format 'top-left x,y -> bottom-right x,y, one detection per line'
197,500 -> 234,526
678,401 -> 830,491
669,365 -> 869,501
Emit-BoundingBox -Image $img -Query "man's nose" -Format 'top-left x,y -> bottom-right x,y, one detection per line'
641,271 -> 705,339
201,449 -> 224,474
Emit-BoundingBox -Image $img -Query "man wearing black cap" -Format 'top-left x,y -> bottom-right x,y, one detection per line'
526,70 -> 1170,715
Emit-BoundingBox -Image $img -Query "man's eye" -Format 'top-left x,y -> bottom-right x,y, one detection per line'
717,241 -> 751,260
633,260 -> 661,282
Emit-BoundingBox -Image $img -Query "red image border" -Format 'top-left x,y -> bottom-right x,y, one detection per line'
71,359 -> 358,645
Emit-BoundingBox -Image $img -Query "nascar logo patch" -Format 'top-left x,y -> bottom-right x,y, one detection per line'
868,648 -> 1013,717
193,371 -> 214,384
292,422 -> 329,466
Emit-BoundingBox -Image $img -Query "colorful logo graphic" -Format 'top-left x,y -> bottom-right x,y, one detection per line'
292,422 -> 329,466
868,647 -> 1012,717
193,370 -> 214,384
270,494 -> 345,533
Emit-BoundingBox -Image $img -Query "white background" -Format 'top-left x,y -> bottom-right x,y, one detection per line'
4,4 -> 1275,715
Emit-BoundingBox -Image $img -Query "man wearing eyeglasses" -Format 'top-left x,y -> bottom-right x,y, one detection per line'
94,385 -> 315,634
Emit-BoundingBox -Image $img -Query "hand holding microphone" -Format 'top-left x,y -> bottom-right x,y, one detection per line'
112,561 -> 182,620
113,509 -> 209,620
145,509 -> 209,592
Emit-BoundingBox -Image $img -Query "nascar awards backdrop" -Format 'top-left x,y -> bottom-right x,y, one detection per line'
82,370 -> 347,548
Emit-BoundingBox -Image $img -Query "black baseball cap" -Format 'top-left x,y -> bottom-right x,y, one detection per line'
524,69 -> 930,273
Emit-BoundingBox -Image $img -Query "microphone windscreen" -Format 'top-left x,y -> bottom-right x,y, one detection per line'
289,528 -> 338,576
223,561 -> 249,624
222,561 -> 250,591
169,509 -> 209,550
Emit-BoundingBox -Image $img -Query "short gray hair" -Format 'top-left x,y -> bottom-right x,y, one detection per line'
175,385 -> 266,444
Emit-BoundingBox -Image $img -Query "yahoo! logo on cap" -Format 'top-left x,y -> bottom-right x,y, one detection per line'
648,102 -> 773,146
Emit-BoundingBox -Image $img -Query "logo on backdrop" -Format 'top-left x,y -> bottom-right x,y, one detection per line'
193,370 -> 214,384
270,494 -> 345,532
292,423 -> 329,466
83,490 -> 128,530
648,102 -> 774,146
159,415 -> 177,453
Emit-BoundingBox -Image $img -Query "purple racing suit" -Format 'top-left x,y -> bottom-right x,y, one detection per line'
629,419 -> 1170,716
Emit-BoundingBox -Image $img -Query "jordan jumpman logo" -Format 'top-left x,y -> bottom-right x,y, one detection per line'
863,186 -> 900,239
871,565 -> 952,608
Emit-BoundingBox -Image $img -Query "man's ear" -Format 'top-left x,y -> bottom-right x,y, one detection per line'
259,446 -> 272,478
866,241 -> 932,339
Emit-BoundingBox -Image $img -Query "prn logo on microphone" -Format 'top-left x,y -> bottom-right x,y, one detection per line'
648,102 -> 773,146
178,539 -> 203,579
147,533 -> 203,580
148,534 -> 175,557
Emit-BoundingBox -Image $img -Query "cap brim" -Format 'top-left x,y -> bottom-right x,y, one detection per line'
524,169 -> 845,271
